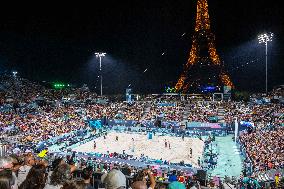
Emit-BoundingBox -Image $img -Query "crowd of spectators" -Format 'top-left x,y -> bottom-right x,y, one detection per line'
143,102 -> 185,122
85,102 -> 145,121
0,74 -> 283,188
0,151 -> 205,189
186,101 -> 219,123
239,124 -> 284,173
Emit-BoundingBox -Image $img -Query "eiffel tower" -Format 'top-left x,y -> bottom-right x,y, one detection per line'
175,0 -> 233,93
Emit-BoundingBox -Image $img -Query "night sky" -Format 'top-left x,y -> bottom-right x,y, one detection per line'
0,0 -> 283,94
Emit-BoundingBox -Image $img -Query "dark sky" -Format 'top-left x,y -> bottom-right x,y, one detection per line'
0,0 -> 283,94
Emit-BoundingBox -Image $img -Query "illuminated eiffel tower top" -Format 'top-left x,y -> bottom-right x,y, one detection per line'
195,0 -> 211,32
175,0 -> 233,93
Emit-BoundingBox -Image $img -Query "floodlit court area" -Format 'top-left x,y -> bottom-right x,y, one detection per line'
72,132 -> 205,167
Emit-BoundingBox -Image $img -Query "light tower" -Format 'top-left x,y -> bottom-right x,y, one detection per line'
95,52 -> 106,96
258,32 -> 273,94
12,71 -> 18,77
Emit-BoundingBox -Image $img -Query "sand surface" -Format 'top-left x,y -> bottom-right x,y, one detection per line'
72,132 -> 204,167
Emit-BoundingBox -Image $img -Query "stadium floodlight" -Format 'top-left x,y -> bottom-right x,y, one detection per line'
258,32 -> 273,94
95,52 -> 106,58
258,33 -> 273,44
95,52 -> 106,96
12,71 -> 18,77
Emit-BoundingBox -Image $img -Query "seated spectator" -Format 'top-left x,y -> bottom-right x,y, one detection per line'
131,169 -> 155,189
0,169 -> 17,189
17,155 -> 36,186
131,181 -> 147,189
44,163 -> 72,189
8,154 -> 22,172
187,176 -> 201,189
61,179 -> 87,189
0,157 -> 14,172
101,169 -> 126,189
46,157 -> 65,184
19,164 -> 47,189
52,157 -> 65,170
168,170 -> 178,182
177,172 -> 185,183
81,167 -> 95,189
121,165 -> 131,176
0,156 -> 18,188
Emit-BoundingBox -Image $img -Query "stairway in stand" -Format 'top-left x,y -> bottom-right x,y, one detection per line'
180,103 -> 191,126
140,102 -> 151,120
217,106 -> 225,124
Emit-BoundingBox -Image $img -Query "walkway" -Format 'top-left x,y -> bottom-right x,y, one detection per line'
206,134 -> 243,178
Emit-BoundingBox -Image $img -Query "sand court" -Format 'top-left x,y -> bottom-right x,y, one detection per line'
72,132 -> 204,167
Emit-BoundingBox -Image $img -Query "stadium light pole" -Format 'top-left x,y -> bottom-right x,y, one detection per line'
12,71 -> 18,77
95,52 -> 106,96
258,32 -> 273,94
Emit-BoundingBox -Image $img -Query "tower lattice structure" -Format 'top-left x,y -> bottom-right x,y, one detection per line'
175,0 -> 233,93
